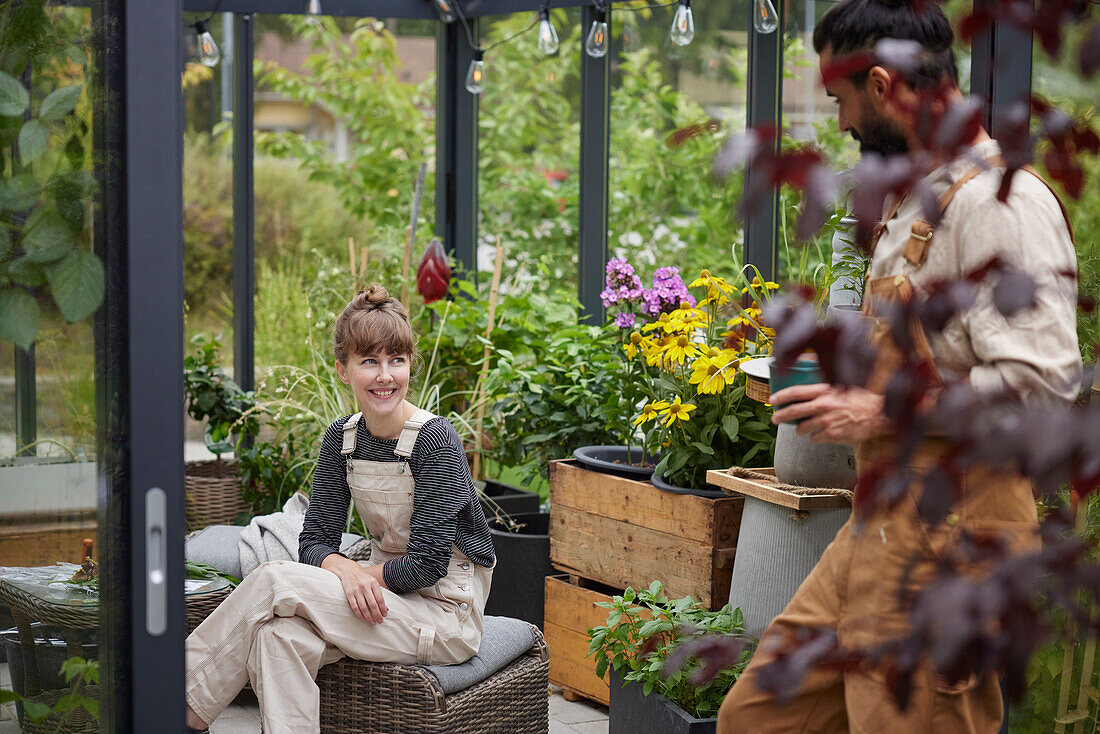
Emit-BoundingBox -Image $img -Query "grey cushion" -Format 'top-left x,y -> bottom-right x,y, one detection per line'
186,525 -> 366,579
419,616 -> 536,694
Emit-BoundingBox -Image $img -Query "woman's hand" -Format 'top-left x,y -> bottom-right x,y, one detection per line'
770,383 -> 889,445
321,554 -> 389,624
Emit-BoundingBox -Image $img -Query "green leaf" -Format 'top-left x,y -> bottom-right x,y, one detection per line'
22,699 -> 51,722
8,257 -> 47,286
0,689 -> 19,704
46,249 -> 105,321
722,414 -> 740,441
0,287 -> 40,348
0,71 -> 29,117
21,209 -> 76,263
39,84 -> 81,121
18,118 -> 49,165
0,173 -> 43,212
0,226 -> 11,260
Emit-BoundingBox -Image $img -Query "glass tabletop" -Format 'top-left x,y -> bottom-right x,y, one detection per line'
0,563 -> 231,608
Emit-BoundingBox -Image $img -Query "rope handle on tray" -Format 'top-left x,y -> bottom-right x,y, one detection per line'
725,466 -> 854,502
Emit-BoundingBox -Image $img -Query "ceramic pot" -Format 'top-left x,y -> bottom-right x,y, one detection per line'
484,512 -> 552,629
773,423 -> 856,489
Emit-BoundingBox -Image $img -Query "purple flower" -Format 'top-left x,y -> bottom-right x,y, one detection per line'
614,312 -> 637,329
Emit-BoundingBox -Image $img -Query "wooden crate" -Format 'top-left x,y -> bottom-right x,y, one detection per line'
544,573 -> 618,706
549,459 -> 743,610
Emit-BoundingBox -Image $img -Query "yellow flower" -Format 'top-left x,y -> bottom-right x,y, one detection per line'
690,351 -> 742,394
660,396 -> 697,426
690,270 -> 736,306
662,334 -> 701,365
644,337 -> 666,367
623,331 -> 646,360
642,313 -> 670,334
633,400 -> 670,427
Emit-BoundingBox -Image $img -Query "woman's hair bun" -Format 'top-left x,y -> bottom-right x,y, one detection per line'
359,284 -> 390,307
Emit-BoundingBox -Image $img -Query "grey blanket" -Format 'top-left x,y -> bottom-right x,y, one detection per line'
238,492 -> 311,576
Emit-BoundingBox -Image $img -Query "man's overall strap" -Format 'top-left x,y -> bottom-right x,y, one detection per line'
902,155 -> 1077,269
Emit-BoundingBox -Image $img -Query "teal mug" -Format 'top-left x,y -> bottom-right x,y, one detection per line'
769,358 -> 823,424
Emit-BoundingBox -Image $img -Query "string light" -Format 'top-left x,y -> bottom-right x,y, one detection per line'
431,0 -> 457,23
669,0 -> 695,46
537,6 -> 560,56
585,4 -> 609,58
465,49 -> 485,94
194,20 -> 220,67
753,0 -> 779,34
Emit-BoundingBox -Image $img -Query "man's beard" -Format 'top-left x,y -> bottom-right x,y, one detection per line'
852,112 -> 910,156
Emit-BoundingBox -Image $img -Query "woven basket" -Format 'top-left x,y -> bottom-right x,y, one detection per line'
185,460 -> 249,530
317,624 -> 549,734
746,373 -> 771,403
19,684 -> 99,734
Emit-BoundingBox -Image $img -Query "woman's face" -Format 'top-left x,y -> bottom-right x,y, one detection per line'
336,349 -> 411,422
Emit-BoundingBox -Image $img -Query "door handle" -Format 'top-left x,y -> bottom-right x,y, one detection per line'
145,487 -> 167,636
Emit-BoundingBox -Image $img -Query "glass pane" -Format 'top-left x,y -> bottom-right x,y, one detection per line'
608,1 -> 748,278
478,8 -> 582,290
0,2 -> 105,728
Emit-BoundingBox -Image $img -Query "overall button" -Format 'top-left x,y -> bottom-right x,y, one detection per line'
459,602 -> 469,610
459,562 -> 470,570
460,584 -> 470,591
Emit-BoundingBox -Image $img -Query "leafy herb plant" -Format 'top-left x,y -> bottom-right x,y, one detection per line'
587,580 -> 752,720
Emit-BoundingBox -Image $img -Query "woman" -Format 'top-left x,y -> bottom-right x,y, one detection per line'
185,285 -> 496,734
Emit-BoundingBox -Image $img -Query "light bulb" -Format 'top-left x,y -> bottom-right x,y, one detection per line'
432,0 -> 457,23
537,9 -> 560,56
195,20 -> 220,67
585,13 -> 608,58
307,0 -> 322,15
670,1 -> 695,46
753,0 -> 779,34
465,51 -> 485,94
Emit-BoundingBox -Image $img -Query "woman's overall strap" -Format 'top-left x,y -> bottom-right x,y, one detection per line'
394,409 -> 437,459
340,412 -> 363,456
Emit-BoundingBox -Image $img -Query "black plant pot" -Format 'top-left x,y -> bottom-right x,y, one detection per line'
651,471 -> 726,499
573,445 -> 658,480
477,479 -> 541,519
483,512 -> 552,629
609,669 -> 718,734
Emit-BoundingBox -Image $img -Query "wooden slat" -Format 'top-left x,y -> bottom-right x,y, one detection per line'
551,507 -> 723,608
550,460 -> 742,545
544,575 -> 615,705
545,621 -> 610,705
706,468 -> 852,511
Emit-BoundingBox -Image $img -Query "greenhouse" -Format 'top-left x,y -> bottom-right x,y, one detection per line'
0,0 -> 1097,732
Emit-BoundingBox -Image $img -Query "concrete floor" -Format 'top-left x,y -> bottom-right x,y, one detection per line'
0,662 -> 608,733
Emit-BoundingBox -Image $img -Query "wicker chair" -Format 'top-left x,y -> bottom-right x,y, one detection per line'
316,622 -> 550,734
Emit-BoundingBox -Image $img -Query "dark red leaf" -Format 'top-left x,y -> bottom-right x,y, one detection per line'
991,269 -> 1037,317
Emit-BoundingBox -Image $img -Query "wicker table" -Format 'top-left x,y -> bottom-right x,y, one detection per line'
0,564 -> 231,732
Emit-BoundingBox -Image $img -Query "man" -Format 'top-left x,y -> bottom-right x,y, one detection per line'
717,0 -> 1080,731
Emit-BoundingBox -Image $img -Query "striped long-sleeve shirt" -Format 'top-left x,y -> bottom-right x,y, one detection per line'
299,414 -> 495,595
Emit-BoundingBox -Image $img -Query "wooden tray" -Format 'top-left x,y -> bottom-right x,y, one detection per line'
706,467 -> 852,511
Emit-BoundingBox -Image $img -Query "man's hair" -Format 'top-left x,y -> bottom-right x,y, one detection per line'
812,0 -> 958,89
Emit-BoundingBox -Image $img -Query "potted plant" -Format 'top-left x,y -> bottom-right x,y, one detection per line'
183,333 -> 260,528
482,511 -> 552,628
602,261 -> 778,496
588,581 -> 752,734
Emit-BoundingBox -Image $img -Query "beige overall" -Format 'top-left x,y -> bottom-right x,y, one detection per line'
185,409 -> 493,734
718,160 -> 1070,734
